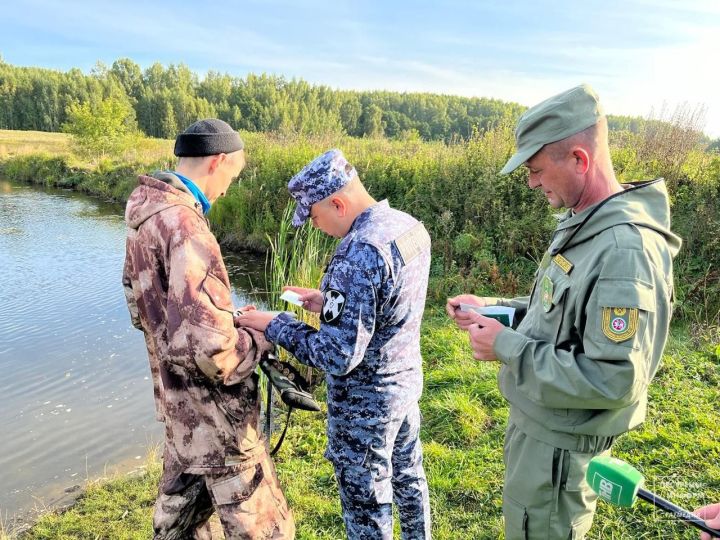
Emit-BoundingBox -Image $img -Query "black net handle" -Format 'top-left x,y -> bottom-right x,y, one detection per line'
270,406 -> 293,457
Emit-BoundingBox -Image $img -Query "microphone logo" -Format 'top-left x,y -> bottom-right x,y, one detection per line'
599,478 -> 615,499
594,474 -> 623,505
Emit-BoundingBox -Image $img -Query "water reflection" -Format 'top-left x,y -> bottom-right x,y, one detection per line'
0,179 -> 267,523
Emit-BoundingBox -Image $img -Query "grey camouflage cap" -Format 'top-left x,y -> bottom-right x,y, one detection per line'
500,84 -> 605,174
288,149 -> 358,226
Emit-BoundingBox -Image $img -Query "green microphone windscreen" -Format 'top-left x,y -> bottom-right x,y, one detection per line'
586,456 -> 644,507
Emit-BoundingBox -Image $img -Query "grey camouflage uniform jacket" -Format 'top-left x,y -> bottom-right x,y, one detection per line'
265,200 -> 431,463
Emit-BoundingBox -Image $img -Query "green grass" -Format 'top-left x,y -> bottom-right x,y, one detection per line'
0,130 -> 176,204
4,456 -> 161,540
0,129 -> 173,165
8,315 -> 718,540
0,129 -> 71,157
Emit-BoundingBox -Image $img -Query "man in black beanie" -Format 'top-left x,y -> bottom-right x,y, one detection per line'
169,118 -> 247,213
123,119 -> 296,539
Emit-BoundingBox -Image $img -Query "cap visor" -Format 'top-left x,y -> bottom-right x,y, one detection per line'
500,144 -> 544,175
292,204 -> 310,227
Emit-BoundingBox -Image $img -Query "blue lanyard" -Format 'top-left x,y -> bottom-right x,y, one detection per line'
171,171 -> 211,215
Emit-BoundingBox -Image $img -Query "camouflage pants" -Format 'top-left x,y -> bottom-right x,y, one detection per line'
331,403 -> 431,540
154,450 -> 295,540
502,423 -> 613,540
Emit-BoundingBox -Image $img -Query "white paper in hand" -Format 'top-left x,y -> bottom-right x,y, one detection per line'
280,290 -> 304,307
459,304 -> 515,327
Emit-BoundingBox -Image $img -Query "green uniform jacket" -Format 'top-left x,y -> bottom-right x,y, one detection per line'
494,179 -> 682,448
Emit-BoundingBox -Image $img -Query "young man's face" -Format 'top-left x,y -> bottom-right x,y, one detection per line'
524,147 -> 582,210
206,150 -> 246,202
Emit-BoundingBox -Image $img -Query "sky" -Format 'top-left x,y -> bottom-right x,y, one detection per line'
2,0 -> 719,136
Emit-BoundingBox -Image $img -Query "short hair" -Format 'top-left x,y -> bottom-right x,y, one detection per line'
177,148 -> 244,167
545,118 -> 606,162
176,155 -> 208,167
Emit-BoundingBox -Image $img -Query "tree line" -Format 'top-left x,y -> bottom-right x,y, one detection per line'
4,56 -> 710,145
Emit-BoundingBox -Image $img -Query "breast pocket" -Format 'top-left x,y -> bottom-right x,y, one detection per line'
589,279 -> 656,351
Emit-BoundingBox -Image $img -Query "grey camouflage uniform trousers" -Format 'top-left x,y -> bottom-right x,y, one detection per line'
332,403 -> 430,540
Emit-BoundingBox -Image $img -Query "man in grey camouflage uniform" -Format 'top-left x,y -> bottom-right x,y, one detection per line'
237,149 -> 432,539
123,119 -> 295,539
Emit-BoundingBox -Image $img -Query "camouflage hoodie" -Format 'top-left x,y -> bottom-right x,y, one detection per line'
123,173 -> 271,471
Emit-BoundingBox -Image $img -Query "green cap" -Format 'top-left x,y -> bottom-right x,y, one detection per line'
500,84 -> 604,174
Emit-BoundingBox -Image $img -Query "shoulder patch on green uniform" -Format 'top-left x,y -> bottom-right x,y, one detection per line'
602,307 -> 638,342
552,254 -> 574,274
540,274 -> 553,312
394,223 -> 430,264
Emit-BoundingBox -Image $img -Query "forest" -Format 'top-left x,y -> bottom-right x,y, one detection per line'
4,56 -> 717,146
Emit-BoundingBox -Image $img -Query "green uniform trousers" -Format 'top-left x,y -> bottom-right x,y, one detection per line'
502,423 -> 613,540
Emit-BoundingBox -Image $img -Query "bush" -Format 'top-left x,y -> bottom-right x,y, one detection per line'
2,125 -> 719,323
62,96 -> 140,162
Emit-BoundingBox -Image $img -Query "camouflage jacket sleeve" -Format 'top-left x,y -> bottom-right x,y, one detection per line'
166,228 -> 271,385
495,246 -> 664,410
265,242 -> 383,376
122,246 -> 143,330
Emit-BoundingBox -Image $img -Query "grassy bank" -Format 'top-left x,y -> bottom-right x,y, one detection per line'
5,316 -> 718,539
0,129 -> 174,203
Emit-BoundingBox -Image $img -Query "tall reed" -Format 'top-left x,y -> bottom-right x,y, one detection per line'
261,201 -> 335,440
265,201 -> 335,317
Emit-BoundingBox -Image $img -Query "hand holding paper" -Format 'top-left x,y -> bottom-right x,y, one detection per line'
445,294 -> 506,361
446,294 -> 488,329
280,286 -> 323,313
279,289 -> 304,307
466,311 -> 504,361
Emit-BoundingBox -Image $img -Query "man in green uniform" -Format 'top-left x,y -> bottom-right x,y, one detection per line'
446,84 -> 682,539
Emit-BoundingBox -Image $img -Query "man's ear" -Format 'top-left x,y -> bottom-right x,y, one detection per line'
207,153 -> 226,174
573,148 -> 590,175
331,195 -> 348,217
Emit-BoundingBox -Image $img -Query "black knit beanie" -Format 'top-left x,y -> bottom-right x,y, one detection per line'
173,118 -> 244,157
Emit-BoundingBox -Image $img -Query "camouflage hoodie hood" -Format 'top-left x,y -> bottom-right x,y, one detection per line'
549,178 -> 682,258
125,172 -> 203,230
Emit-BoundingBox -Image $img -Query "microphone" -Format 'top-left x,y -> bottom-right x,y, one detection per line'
587,456 -> 720,538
